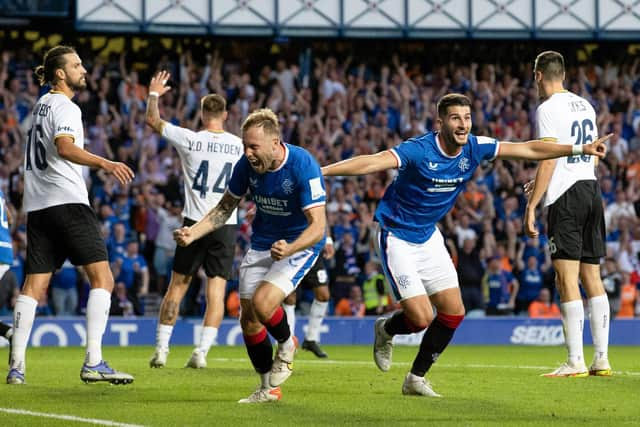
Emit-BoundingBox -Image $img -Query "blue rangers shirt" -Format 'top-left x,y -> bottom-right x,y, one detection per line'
376,132 -> 500,244
228,143 -> 326,251
0,189 -> 13,265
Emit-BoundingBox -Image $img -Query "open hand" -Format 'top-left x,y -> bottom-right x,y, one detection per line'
103,161 -> 134,185
149,70 -> 172,97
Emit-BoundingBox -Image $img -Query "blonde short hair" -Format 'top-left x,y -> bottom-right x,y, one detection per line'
241,108 -> 280,137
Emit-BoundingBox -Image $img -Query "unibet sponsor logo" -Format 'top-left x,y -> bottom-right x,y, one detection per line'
510,325 -> 565,345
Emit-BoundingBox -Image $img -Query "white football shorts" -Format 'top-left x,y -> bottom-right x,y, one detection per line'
375,224 -> 458,301
239,246 -> 320,299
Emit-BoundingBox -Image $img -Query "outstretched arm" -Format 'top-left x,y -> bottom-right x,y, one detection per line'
173,191 -> 241,246
497,134 -> 611,161
145,70 -> 172,134
321,150 -> 397,176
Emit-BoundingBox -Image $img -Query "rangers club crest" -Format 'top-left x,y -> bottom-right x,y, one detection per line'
282,178 -> 294,194
458,157 -> 470,172
397,275 -> 411,289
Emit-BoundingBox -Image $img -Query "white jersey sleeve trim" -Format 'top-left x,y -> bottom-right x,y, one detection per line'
302,201 -> 326,211
227,189 -> 244,199
389,148 -> 401,168
476,136 -> 500,160
492,139 -> 500,159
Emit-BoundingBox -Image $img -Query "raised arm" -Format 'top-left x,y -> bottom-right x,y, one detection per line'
173,191 -> 241,246
321,150 -> 397,176
145,70 -> 172,134
497,134 -> 611,161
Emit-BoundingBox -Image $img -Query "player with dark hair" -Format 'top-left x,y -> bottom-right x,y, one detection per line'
525,50 -> 612,377
322,93 -> 609,396
7,45 -> 135,385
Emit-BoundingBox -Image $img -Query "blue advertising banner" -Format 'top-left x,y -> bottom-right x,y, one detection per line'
0,317 -> 638,347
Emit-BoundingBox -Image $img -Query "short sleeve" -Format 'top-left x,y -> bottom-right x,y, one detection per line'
536,104 -> 557,141
299,155 -> 326,210
53,102 -> 83,142
227,156 -> 250,198
162,122 -> 195,151
390,138 -> 423,170
475,136 -> 500,161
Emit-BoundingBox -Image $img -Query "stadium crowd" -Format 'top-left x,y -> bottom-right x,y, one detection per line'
0,38 -> 639,319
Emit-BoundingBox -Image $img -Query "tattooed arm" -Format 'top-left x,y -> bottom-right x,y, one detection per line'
173,191 -> 241,246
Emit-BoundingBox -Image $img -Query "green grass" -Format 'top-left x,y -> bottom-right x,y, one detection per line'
1,345 -> 638,426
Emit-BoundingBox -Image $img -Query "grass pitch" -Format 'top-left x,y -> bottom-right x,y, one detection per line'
0,345 -> 637,426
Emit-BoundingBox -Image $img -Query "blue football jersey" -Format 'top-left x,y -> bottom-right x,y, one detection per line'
375,132 -> 499,243
228,143 -> 326,251
0,189 -> 14,265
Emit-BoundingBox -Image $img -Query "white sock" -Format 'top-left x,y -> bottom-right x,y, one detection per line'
260,371 -> 271,389
156,324 -> 174,351
561,300 -> 585,366
407,372 -> 423,381
197,326 -> 218,355
10,295 -> 37,372
85,288 -> 111,366
305,299 -> 328,342
279,336 -> 295,353
283,303 -> 296,337
588,294 -> 610,361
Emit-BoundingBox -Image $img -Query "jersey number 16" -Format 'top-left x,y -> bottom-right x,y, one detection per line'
26,124 -> 48,171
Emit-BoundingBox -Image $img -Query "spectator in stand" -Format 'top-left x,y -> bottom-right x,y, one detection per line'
483,256 -> 519,315
50,259 -> 80,316
514,237 -> 550,314
616,272 -> 639,318
152,197 -> 182,293
106,222 -> 128,262
528,288 -> 561,318
455,237 -> 486,313
335,285 -> 366,317
110,282 -> 135,317
360,261 -> 389,316
1,40 -> 639,313
601,257 -> 623,317
111,239 -> 149,315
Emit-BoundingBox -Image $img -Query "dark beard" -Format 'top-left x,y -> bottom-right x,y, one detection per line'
67,76 -> 87,92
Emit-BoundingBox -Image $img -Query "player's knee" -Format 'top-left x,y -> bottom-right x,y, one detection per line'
283,292 -> 297,305
314,286 -> 330,302
436,312 -> 465,329
239,314 -> 261,334
407,310 -> 432,331
250,297 -> 272,322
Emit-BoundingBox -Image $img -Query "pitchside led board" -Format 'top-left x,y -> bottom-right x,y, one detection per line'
0,317 -> 638,347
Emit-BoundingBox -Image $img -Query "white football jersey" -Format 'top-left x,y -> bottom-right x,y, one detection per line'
162,122 -> 243,223
536,91 -> 597,207
23,91 -> 89,212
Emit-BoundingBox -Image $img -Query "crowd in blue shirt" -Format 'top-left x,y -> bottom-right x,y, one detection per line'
0,38 -> 638,318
